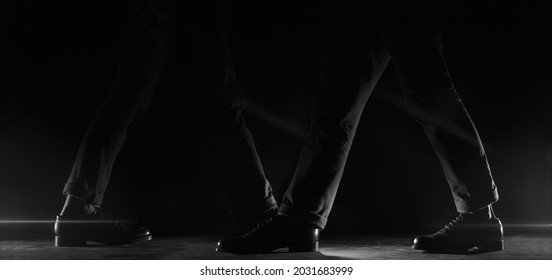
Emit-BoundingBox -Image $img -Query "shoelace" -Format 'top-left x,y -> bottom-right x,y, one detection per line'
243,216 -> 275,237
241,208 -> 279,236
438,213 -> 466,234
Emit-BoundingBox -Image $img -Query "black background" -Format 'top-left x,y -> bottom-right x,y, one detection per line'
1,0 -> 551,238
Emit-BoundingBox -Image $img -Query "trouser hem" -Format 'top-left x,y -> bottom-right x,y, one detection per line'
62,182 -> 104,207
454,188 -> 499,213
279,202 -> 327,229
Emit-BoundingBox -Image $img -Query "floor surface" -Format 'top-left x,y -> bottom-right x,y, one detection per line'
1,233 -> 551,260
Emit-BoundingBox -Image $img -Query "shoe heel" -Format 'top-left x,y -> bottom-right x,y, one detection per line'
55,235 -> 86,247
290,241 -> 319,253
289,228 -> 320,252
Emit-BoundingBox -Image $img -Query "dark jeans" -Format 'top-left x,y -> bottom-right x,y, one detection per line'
63,0 -> 277,223
279,0 -> 499,229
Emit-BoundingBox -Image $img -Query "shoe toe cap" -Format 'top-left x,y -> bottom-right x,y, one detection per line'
412,235 -> 431,250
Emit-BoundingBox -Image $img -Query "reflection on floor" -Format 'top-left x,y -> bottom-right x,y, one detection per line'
1,233 -> 551,260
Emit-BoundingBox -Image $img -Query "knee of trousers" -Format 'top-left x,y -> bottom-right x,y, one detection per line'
308,112 -> 361,143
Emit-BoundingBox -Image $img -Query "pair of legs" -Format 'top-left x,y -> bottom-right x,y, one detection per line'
281,0 -> 498,228
217,0 -> 501,253
56,0 -> 278,245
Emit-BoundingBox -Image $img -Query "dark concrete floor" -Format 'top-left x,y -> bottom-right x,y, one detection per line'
1,233 -> 551,260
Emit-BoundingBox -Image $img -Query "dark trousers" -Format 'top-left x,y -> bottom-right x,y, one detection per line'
63,0 -> 277,223
279,0 -> 499,229
65,0 -> 498,230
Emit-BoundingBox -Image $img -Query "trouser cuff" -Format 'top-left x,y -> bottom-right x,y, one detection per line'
62,182 -> 104,207
455,187 -> 499,213
279,202 -> 327,229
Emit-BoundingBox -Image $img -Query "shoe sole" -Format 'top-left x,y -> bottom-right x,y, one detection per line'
216,241 -> 319,254
55,235 -> 153,247
413,239 -> 504,254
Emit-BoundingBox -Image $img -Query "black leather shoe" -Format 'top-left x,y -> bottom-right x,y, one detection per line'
54,208 -> 152,246
216,215 -> 320,254
412,212 -> 504,253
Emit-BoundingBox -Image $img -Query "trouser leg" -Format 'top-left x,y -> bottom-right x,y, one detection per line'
145,1 -> 278,221
63,1 -> 166,207
184,6 -> 279,222
65,0 -> 277,220
280,0 -> 390,229
373,0 -> 498,212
